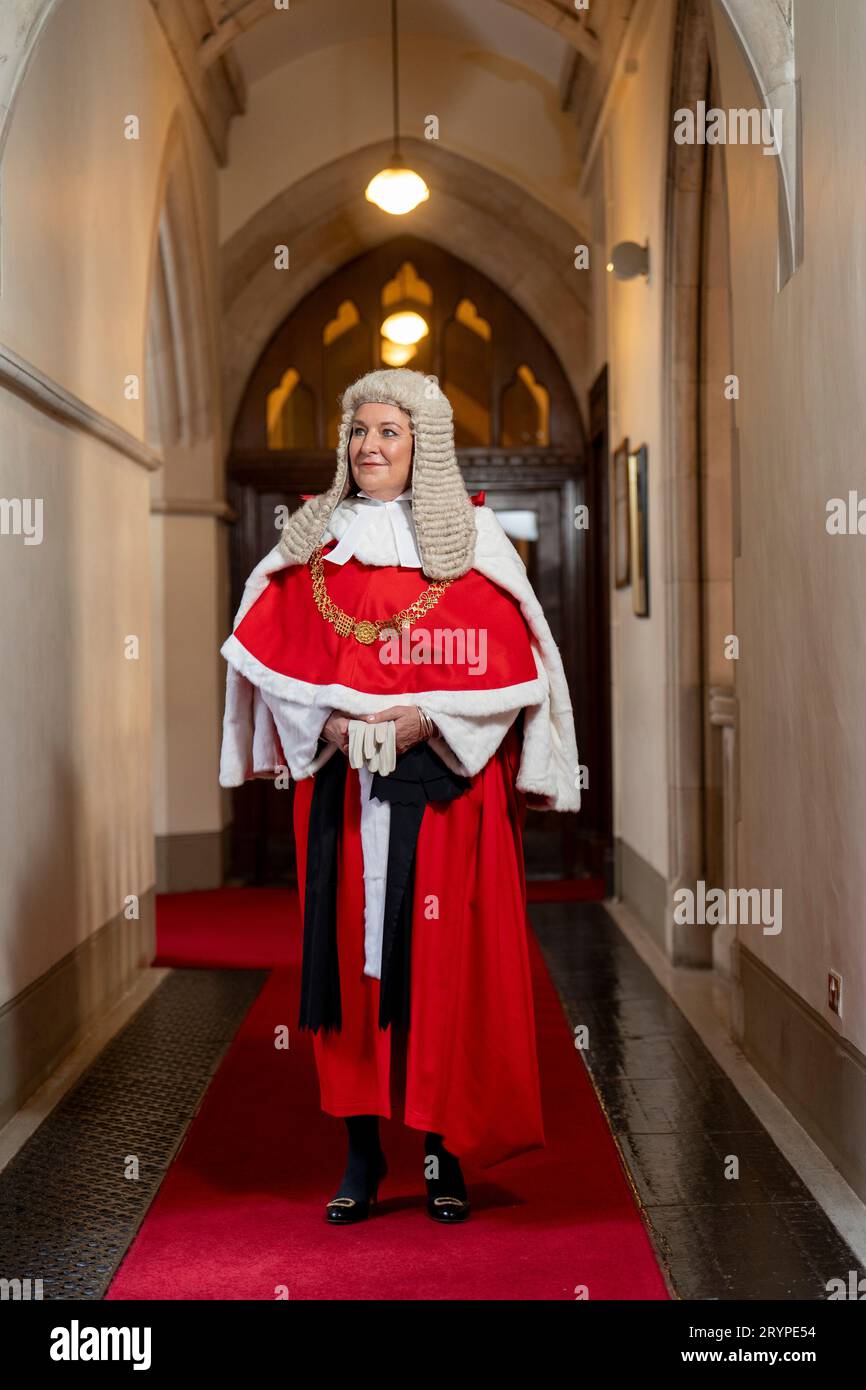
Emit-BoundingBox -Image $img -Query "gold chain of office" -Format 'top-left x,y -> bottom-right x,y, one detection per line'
308,545 -> 454,644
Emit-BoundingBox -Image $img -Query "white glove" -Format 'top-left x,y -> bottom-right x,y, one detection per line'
347,718 -> 396,775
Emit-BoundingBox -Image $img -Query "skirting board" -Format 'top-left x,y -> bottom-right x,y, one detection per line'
736,944 -> 866,1207
155,829 -> 225,893
0,891 -> 156,1131
614,836 -> 667,952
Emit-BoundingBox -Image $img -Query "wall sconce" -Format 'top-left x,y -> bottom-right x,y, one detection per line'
606,241 -> 649,280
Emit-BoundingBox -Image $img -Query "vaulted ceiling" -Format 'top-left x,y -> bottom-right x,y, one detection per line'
154,0 -> 637,172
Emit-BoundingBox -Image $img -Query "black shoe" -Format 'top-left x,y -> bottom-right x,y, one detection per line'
424,1133 -> 470,1223
427,1192 -> 471,1222
325,1150 -> 388,1224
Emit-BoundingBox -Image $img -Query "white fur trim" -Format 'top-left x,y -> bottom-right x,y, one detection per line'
218,664 -> 337,787
472,508 -> 581,812
220,632 -> 546,718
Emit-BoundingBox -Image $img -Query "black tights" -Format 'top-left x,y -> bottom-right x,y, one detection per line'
331,1115 -> 384,1201
332,1117 -> 467,1201
423,1130 -> 467,1200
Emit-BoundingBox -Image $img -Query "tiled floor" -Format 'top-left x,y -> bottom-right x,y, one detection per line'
530,899 -> 866,1300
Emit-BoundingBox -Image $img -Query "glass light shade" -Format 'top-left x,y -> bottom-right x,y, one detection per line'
365,166 -> 430,215
381,340 -> 417,366
380,310 -> 429,346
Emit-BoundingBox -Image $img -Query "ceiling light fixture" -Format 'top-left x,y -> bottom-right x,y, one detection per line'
381,310 -> 429,345
365,0 -> 430,216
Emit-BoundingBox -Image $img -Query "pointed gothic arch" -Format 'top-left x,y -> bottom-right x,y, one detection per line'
144,114 -> 212,451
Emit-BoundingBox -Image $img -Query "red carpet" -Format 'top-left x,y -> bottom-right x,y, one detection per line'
106,888 -> 668,1300
153,886 -> 302,969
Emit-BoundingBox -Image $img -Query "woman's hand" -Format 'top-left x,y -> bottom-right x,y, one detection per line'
363,705 -> 432,755
320,709 -> 352,755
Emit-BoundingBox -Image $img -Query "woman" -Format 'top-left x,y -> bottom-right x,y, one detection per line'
219,368 -> 580,1225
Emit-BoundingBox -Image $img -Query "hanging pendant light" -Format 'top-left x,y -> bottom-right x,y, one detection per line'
365,0 -> 430,216
381,309 -> 429,345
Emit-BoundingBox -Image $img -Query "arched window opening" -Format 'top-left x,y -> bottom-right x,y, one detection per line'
380,261 -> 433,372
444,298 -> 492,446
322,300 -> 369,447
266,368 -> 315,449
500,365 -> 550,447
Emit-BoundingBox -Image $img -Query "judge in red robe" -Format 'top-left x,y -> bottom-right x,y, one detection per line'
219,368 -> 581,1223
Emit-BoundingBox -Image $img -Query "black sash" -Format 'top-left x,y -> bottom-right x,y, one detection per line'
298,739 -> 470,1033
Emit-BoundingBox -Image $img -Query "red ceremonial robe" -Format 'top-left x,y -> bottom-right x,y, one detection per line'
232,539 -> 546,1168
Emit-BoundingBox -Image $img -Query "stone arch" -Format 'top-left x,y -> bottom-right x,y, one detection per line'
0,0 -> 61,165
715,0 -> 800,287
222,136 -> 592,449
144,111 -> 225,895
144,112 -> 213,452
0,0 -> 602,167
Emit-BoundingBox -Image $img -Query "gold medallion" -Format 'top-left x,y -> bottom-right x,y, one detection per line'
353,620 -> 378,644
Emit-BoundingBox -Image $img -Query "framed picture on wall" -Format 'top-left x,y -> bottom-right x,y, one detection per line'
628,443 -> 649,617
612,437 -> 630,588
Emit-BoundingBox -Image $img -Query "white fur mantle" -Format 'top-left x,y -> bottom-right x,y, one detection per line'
218,503 -> 581,813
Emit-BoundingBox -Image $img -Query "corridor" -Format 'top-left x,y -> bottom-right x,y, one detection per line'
1,0 -> 865,1342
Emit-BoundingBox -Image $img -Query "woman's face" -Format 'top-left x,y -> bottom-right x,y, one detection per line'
348,402 -> 414,501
